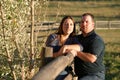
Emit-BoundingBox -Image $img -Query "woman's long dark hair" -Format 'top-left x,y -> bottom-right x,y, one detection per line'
56,16 -> 76,37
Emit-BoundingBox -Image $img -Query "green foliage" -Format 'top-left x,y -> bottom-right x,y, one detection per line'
0,0 -> 51,79
0,0 -> 31,80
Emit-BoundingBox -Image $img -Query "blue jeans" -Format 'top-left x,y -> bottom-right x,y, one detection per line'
78,71 -> 105,80
55,71 -> 68,80
55,74 -> 68,80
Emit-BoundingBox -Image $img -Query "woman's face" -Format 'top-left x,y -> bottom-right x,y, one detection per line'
62,18 -> 74,35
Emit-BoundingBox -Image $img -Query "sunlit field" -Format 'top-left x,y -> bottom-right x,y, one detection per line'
36,0 -> 120,21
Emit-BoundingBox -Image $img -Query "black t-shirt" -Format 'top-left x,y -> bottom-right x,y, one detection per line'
74,30 -> 105,76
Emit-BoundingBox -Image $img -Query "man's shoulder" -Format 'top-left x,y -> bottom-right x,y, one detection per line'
91,32 -> 101,39
92,33 -> 104,44
94,33 -> 103,41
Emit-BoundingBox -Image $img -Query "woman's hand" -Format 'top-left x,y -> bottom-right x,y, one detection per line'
68,49 -> 77,57
53,45 -> 69,57
58,45 -> 69,54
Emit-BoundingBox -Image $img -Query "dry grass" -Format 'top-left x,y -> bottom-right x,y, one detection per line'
96,29 -> 120,54
39,1 -> 120,21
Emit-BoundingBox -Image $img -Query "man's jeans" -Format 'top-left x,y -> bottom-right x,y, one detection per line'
78,71 -> 105,80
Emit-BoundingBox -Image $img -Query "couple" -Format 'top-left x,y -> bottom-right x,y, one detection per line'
45,13 -> 105,80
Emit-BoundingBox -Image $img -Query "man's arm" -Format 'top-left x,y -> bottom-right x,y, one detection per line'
53,44 -> 82,57
68,49 -> 97,63
77,51 -> 97,63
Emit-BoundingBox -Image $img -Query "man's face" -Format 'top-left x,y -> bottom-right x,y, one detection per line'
80,15 -> 94,34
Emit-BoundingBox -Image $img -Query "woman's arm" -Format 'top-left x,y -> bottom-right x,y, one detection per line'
53,44 -> 81,57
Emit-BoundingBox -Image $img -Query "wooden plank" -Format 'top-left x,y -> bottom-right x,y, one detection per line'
40,47 -> 53,67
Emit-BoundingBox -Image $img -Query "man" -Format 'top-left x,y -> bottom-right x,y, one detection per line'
70,13 -> 105,80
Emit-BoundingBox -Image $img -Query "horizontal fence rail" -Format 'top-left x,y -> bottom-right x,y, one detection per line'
95,21 -> 120,29
27,20 -> 120,46
28,21 -> 120,31
32,54 -> 74,80
27,21 -> 120,33
32,47 -> 75,80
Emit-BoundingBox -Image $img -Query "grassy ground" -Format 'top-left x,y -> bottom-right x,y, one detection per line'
96,29 -> 120,80
96,29 -> 120,53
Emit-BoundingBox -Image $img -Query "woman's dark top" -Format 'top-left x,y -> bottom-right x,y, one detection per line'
46,33 -> 82,53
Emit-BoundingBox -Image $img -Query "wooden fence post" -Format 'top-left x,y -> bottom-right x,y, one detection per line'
40,46 -> 53,68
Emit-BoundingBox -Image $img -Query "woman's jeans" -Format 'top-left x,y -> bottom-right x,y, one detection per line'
55,66 -> 72,80
55,70 -> 68,80
78,71 -> 105,80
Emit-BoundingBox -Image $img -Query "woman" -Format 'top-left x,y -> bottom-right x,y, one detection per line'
45,16 -> 83,80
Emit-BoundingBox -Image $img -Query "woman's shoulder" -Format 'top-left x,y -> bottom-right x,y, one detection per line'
48,33 -> 58,39
46,33 -> 59,46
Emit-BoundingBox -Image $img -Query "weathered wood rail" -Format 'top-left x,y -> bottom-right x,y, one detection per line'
32,47 -> 77,80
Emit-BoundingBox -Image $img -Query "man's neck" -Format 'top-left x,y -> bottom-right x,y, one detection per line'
83,33 -> 87,37
82,30 -> 94,37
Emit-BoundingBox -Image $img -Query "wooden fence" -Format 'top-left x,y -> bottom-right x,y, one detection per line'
95,21 -> 120,29
32,47 -> 77,80
29,20 -> 120,44
28,21 -> 120,32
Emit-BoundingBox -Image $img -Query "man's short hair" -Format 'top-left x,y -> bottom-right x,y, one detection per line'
81,13 -> 94,21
